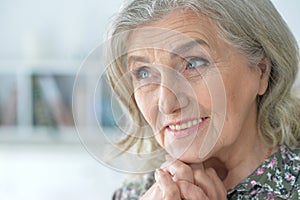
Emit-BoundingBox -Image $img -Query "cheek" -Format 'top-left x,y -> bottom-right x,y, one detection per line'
134,90 -> 165,147
217,72 -> 260,138
194,86 -> 211,109
191,79 -> 212,108
134,90 -> 157,127
225,77 -> 258,114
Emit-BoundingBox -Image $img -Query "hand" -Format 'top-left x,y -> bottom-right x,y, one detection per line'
140,169 -> 209,200
139,170 -> 181,200
161,156 -> 227,200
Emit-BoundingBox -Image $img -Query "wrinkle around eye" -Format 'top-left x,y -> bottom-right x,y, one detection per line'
131,66 -> 161,90
135,66 -> 152,80
179,56 -> 210,79
187,57 -> 209,69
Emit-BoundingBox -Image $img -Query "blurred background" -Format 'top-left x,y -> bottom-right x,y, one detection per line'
0,0 -> 299,200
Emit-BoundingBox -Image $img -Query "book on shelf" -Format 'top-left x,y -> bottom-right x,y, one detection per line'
32,74 -> 74,128
95,76 -> 124,128
0,75 -> 17,126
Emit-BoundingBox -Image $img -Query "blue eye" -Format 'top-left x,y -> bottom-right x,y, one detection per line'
187,57 -> 209,69
135,67 -> 151,80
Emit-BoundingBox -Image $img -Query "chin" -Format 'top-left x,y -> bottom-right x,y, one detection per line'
169,149 -> 204,164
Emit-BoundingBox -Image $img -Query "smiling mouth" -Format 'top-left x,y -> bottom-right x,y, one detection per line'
165,117 -> 208,139
167,117 -> 208,131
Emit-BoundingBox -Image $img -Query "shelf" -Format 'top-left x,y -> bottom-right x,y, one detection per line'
0,61 -> 77,141
0,126 -> 123,144
0,60 -> 121,143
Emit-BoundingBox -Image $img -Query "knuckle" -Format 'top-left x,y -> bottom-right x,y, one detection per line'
164,189 -> 179,200
168,187 -> 178,196
171,161 -> 190,173
193,168 -> 203,177
205,167 -> 214,173
181,163 -> 192,173
193,169 -> 205,184
178,180 -> 190,191
174,164 -> 192,178
178,181 -> 207,199
206,167 -> 217,176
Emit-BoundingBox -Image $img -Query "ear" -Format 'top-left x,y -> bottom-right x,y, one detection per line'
257,57 -> 271,95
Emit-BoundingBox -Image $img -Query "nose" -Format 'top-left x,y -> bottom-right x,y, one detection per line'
158,72 -> 189,115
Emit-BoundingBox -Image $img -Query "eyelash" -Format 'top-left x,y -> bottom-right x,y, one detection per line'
131,56 -> 210,80
185,57 -> 209,70
133,66 -> 151,80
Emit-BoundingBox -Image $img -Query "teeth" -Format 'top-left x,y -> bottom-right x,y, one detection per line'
169,125 -> 176,130
169,118 -> 202,131
192,119 -> 199,126
181,123 -> 187,129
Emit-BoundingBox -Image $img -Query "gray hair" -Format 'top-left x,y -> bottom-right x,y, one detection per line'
106,0 -> 300,153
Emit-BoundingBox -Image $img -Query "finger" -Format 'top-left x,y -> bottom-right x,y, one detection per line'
192,168 -> 219,199
177,180 -> 208,200
161,155 -> 194,183
139,183 -> 162,200
155,168 -> 181,200
205,168 -> 227,200
190,162 -> 204,171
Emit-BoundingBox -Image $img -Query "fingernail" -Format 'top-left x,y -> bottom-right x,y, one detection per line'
169,169 -> 175,177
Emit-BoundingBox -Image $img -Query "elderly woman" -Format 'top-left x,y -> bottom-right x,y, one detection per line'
106,0 -> 300,199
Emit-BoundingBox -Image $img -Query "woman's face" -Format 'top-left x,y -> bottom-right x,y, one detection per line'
126,10 -> 269,163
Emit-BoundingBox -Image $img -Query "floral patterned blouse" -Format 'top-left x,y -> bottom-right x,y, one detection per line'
112,145 -> 300,199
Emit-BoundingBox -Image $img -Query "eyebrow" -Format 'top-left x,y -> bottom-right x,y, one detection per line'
171,39 -> 209,58
127,55 -> 150,70
127,39 -> 209,68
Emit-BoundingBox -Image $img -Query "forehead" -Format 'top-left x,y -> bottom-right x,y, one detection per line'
127,9 -> 221,52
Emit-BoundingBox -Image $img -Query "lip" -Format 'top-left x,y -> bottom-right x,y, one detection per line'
165,117 -> 209,139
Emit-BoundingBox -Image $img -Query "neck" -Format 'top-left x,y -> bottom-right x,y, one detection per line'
203,114 -> 270,190
213,141 -> 268,189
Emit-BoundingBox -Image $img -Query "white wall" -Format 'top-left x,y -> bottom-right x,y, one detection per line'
0,0 -> 123,61
0,0 -> 298,61
271,0 -> 300,85
272,0 -> 300,46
